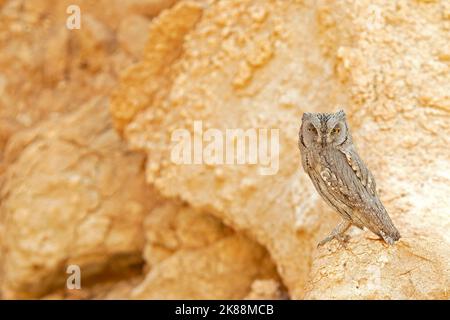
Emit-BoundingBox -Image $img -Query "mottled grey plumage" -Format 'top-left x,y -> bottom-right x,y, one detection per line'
298,110 -> 400,246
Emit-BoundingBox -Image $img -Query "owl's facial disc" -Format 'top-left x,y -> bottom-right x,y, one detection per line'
324,110 -> 348,146
327,122 -> 346,145
300,118 -> 321,148
301,110 -> 349,149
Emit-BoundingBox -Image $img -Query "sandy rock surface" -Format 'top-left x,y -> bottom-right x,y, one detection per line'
111,0 -> 450,299
132,201 -> 279,299
0,0 -> 448,299
303,0 -> 450,299
0,0 -> 166,155
112,0 -> 344,299
0,98 -> 278,299
0,98 -> 154,298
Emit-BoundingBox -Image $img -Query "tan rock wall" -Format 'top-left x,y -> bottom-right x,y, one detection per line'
0,0 -> 281,300
304,0 -> 450,299
0,98 -> 155,298
111,0 -> 450,299
111,0 -> 348,299
0,0 -> 448,299
133,200 -> 279,299
0,0 -> 164,155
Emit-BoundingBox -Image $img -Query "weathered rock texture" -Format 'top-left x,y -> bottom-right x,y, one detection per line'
0,98 -> 155,298
111,0 -> 450,299
42,276 -> 145,300
132,201 -> 279,299
0,0 -> 282,300
0,0 -> 449,300
0,0 -> 167,298
0,98 -> 279,299
0,0 -> 173,156
111,0 -> 343,300
303,0 -> 450,299
244,279 -> 288,300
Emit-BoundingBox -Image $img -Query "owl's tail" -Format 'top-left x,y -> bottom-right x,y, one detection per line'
367,199 -> 401,245
378,222 -> 401,245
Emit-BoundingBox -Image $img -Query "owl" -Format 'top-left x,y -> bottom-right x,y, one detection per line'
298,110 -> 400,247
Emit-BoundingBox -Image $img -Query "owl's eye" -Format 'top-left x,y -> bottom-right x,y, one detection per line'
332,126 -> 341,134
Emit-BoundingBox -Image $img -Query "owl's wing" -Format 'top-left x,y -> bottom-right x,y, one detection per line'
318,147 -> 389,232
339,147 -> 377,197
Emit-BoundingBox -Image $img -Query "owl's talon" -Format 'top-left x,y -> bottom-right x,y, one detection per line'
339,234 -> 350,243
317,233 -> 349,248
336,234 -> 350,248
317,238 -> 331,248
317,220 -> 352,248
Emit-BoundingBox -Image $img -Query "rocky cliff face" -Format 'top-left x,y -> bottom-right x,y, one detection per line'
0,0 -> 449,299
0,98 -> 154,298
111,0 -> 450,299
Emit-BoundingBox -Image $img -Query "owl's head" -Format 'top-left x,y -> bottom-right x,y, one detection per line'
299,109 -> 350,149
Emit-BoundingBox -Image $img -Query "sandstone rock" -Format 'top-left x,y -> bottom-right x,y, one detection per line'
117,0 -> 180,18
42,276 -> 144,300
117,15 -> 152,59
132,234 -> 278,299
304,0 -> 450,299
110,1 -> 203,132
244,279 -> 288,300
111,0 -> 450,299
39,199 -> 280,300
132,200 -> 279,299
0,0 -> 284,300
0,2 -> 157,260
0,1 -> 106,135
305,236 -> 449,299
65,0 -> 180,23
0,98 -> 156,298
1,0 -> 449,300
89,276 -> 144,300
110,0 -> 346,299
142,200 -> 233,270
0,0 -> 165,157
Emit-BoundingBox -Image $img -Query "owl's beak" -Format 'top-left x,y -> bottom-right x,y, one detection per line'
317,134 -> 326,147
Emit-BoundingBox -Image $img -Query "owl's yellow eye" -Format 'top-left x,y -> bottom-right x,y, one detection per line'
332,127 -> 340,134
